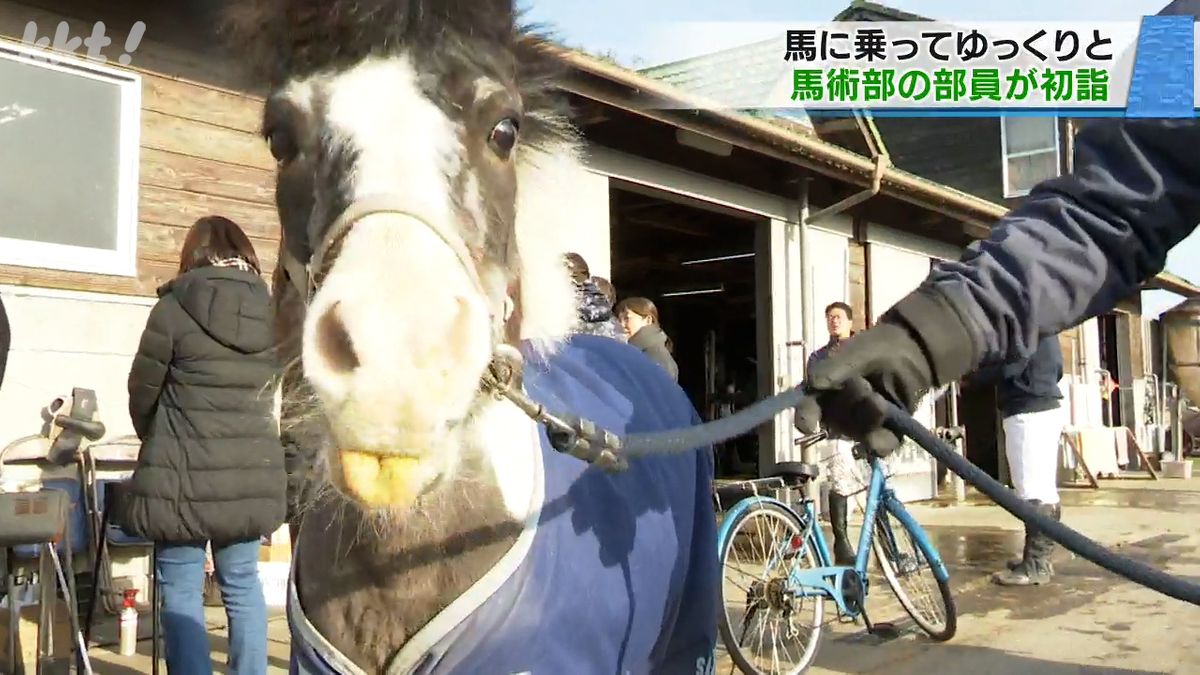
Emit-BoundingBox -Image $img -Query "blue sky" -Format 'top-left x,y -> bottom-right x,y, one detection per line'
522,0 -> 1196,317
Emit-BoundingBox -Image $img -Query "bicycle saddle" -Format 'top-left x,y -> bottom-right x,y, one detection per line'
771,461 -> 820,483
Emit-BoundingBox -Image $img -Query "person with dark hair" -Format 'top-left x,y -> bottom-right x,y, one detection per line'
967,335 -> 1066,586
120,215 -> 284,674
593,277 -> 616,307
577,275 -> 625,342
0,291 -> 9,392
616,296 -> 678,381
803,301 -> 863,565
562,253 -> 624,341
564,251 -> 590,285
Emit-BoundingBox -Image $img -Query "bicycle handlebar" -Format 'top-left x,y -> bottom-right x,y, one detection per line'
55,415 -> 106,441
794,431 -> 827,447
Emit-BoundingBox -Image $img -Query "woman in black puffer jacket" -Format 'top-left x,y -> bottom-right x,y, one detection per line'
121,215 -> 284,675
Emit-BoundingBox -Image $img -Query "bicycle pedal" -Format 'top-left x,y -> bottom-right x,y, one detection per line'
866,621 -> 901,640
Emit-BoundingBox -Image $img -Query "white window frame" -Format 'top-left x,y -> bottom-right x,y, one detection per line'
999,115 -> 1061,199
0,39 -> 141,277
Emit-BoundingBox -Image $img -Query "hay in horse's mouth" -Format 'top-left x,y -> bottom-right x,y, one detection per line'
334,449 -> 440,509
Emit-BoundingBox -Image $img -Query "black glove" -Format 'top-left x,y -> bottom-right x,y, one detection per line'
795,286 -> 981,454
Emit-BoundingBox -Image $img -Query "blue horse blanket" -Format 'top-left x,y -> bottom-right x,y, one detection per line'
289,334 -> 719,674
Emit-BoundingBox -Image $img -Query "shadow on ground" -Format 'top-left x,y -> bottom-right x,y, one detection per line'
920,523 -> 1200,623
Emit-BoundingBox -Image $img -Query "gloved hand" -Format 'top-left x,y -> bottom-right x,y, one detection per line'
795,286 -> 981,454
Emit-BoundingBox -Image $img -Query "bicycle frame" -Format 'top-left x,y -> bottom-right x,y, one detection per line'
718,456 -> 951,619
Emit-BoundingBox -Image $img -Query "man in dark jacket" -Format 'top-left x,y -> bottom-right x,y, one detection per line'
796,113 -> 1200,455
794,8 -> 1200,450
0,292 -> 9,392
967,336 -> 1066,586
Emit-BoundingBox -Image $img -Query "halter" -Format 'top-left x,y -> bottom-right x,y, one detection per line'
276,196 -> 628,471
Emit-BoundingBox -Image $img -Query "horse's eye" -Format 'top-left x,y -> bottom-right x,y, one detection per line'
488,117 -> 519,159
266,127 -> 298,165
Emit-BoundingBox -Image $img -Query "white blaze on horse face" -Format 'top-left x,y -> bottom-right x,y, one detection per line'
299,55 -> 493,509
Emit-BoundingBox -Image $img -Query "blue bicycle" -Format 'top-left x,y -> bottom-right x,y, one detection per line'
715,432 -> 957,674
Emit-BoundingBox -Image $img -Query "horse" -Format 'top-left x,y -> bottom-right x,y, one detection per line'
221,1 -> 720,672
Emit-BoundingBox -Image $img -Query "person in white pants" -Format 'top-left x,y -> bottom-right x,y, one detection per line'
974,335 -> 1066,586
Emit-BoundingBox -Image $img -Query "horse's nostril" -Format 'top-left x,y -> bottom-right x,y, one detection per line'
317,302 -> 360,373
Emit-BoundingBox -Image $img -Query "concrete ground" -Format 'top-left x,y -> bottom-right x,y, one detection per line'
85,607 -> 292,674
717,476 -> 1200,675
83,477 -> 1200,674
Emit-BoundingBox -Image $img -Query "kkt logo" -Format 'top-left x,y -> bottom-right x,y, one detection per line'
21,20 -> 146,65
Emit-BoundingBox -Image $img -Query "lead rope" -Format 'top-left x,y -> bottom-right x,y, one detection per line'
482,353 -> 1200,606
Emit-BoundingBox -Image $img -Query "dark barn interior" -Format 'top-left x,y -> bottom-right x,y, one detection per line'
608,185 -> 762,478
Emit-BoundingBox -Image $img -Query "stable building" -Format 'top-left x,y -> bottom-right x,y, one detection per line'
3,0 -> 1194,511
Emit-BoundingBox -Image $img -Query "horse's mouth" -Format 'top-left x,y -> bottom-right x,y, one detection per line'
332,449 -> 442,510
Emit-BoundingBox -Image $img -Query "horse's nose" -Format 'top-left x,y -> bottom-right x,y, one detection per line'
315,301 -> 359,373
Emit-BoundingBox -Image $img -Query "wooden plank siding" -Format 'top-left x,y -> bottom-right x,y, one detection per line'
848,241 -> 867,331
0,0 -> 280,297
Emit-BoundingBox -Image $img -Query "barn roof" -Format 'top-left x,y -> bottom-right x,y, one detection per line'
551,46 -> 1200,297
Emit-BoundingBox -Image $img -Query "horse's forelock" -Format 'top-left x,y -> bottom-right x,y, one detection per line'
222,0 -> 523,88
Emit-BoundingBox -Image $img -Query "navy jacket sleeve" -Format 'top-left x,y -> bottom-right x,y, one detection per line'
0,293 -> 9,391
128,298 -> 175,440
924,118 -> 1200,367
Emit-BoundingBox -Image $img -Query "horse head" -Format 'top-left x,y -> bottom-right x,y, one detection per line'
225,0 -> 582,514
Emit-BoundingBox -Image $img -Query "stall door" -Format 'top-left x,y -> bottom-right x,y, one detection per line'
867,243 -> 939,502
758,218 -> 806,472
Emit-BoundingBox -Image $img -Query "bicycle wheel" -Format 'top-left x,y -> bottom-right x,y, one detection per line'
872,502 -> 957,641
718,501 -> 824,675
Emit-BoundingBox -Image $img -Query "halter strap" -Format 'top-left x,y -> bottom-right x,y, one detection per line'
280,195 -> 487,304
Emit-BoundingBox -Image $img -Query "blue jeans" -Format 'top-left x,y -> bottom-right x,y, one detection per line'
156,539 -> 268,675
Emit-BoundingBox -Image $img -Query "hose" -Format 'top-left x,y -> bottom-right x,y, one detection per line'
604,386 -> 1200,606
885,408 -> 1200,606
620,386 -> 808,457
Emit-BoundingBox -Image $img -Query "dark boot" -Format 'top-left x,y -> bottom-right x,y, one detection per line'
995,500 -> 1060,586
828,492 -> 856,566
1005,516 -> 1034,571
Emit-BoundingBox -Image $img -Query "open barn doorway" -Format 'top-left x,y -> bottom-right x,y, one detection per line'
608,184 -> 771,479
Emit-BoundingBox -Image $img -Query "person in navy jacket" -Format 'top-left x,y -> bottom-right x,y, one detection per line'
796,113 -> 1200,455
966,336 -> 1066,586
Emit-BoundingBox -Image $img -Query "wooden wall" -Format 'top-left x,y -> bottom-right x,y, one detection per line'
848,240 -> 867,331
0,0 -> 279,297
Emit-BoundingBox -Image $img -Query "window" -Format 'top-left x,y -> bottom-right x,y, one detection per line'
1000,116 -> 1060,198
0,41 -> 141,276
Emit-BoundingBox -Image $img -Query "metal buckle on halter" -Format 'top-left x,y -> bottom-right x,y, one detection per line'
480,346 -> 628,473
